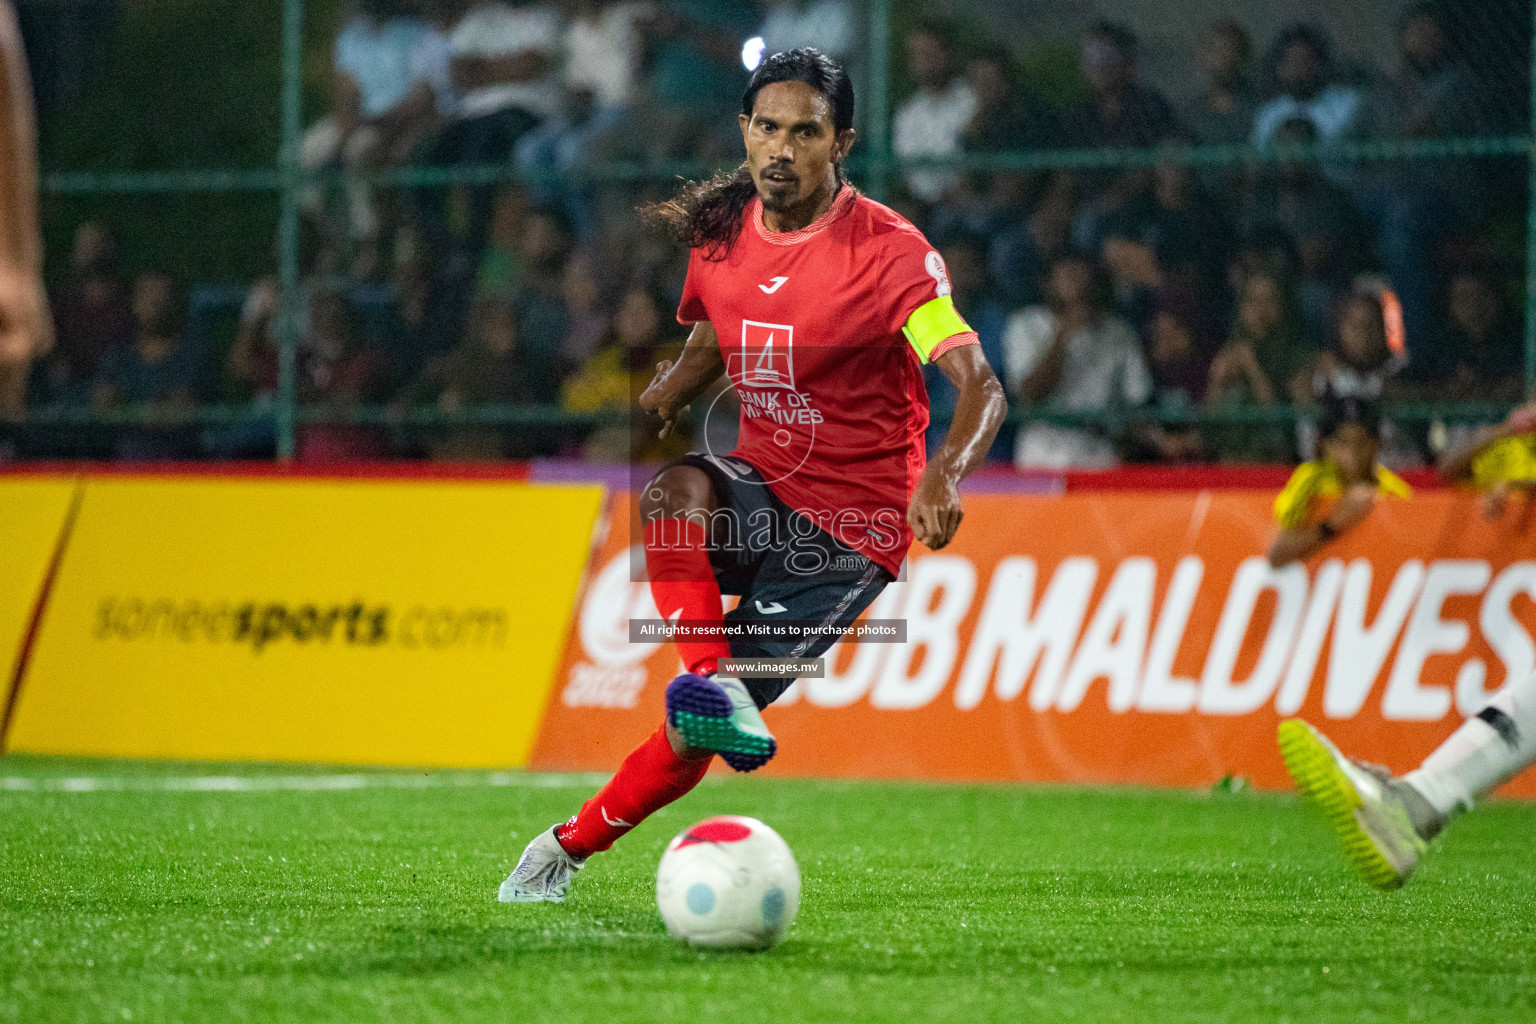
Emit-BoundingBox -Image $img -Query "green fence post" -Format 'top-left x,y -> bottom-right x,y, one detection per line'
275,0 -> 305,461
866,0 -> 891,202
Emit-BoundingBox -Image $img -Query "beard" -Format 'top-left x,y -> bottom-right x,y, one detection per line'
757,182 -> 798,212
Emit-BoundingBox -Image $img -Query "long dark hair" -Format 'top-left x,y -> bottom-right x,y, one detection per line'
643,48 -> 855,261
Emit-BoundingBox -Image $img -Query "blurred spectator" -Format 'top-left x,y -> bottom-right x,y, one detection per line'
643,0 -> 758,157
1414,270 -> 1521,400
476,185 -> 533,297
92,272 -> 204,460
960,46 -> 1057,155
753,0 -> 855,62
1312,287 -> 1402,400
1357,3 -> 1495,355
510,207 -> 573,401
892,22 -> 976,205
227,280 -> 281,405
1183,18 -> 1255,145
1237,116 -> 1367,346
1145,286 -> 1211,406
1004,254 -> 1151,469
1251,24 -> 1369,149
1205,268 -> 1312,461
382,240 -> 437,378
1388,3 -> 1497,140
300,0 -> 447,272
408,296 -> 535,460
563,286 -> 685,461
1127,286 -> 1211,463
988,172 -> 1074,309
564,0 -> 655,110
1097,152 -> 1229,332
419,0 -> 564,270
1065,22 -> 1178,150
923,236 -> 1008,455
519,0 -> 659,236
1304,285 -> 1418,466
1208,268 -> 1314,407
938,48 -> 1058,241
516,87 -> 625,238
43,221 -> 132,403
295,289 -> 389,462
225,283 -> 386,459
559,252 -> 609,374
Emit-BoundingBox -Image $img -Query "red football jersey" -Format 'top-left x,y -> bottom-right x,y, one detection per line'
677,187 -> 974,576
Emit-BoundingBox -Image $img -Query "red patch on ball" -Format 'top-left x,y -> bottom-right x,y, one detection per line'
675,818 -> 753,848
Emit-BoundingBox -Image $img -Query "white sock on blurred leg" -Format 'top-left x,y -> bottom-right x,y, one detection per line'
1403,673 -> 1536,820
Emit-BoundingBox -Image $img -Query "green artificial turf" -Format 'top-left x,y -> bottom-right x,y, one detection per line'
2,757 -> 1534,1024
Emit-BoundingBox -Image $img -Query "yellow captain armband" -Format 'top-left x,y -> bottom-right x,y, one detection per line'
902,295 -> 971,364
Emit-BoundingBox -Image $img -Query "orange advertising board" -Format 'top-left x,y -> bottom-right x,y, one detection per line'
532,490 -> 1536,797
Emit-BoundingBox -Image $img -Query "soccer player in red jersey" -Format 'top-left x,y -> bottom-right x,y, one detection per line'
501,48 -> 1005,902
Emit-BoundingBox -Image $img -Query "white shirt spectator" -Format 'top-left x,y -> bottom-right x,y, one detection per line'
1002,306 -> 1152,469
1251,85 -> 1364,147
335,15 -> 437,118
566,1 -> 653,108
892,78 -> 976,203
758,0 -> 855,58
450,2 -> 564,120
413,23 -> 456,114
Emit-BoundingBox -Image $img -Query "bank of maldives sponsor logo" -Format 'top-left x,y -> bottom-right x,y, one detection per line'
731,320 -> 796,390
92,596 -> 509,653
568,548 -> 1536,721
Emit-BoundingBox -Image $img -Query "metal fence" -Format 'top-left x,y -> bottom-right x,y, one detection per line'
24,0 -> 1536,460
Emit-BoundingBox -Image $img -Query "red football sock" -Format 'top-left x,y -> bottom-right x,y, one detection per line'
644,517 -> 729,678
555,724 -> 712,858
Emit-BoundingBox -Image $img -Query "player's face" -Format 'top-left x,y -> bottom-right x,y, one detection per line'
740,81 -> 854,214
1238,275 -> 1282,336
1324,425 -> 1378,483
1338,298 -> 1386,368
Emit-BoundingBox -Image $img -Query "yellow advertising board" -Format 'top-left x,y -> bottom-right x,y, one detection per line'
0,478 -> 78,727
8,478 -> 603,766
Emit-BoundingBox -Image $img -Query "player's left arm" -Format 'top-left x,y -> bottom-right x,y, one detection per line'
909,344 -> 1006,550
1438,402 -> 1536,484
1267,483 -> 1376,568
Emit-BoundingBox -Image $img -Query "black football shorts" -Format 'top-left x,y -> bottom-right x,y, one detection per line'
660,452 -> 894,709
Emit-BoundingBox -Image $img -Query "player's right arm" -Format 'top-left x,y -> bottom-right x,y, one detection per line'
638,319 -> 725,439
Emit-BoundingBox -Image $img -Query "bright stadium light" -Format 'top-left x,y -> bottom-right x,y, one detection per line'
742,35 -> 765,71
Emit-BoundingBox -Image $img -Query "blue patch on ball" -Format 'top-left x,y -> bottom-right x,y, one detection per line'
686,882 -> 715,915
761,886 -> 786,926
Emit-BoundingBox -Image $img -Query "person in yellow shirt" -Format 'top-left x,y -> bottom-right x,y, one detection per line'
561,286 -> 686,463
1268,393 -> 1411,567
1437,401 -> 1536,520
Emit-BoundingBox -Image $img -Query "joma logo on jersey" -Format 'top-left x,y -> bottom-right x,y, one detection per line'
730,320 -> 796,390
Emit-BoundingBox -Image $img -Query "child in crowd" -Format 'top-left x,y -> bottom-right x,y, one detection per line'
561,285 -> 686,463
1437,399 -> 1536,520
1268,392 -> 1411,567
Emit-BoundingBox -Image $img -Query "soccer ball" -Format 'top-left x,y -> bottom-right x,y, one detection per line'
656,815 -> 800,950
